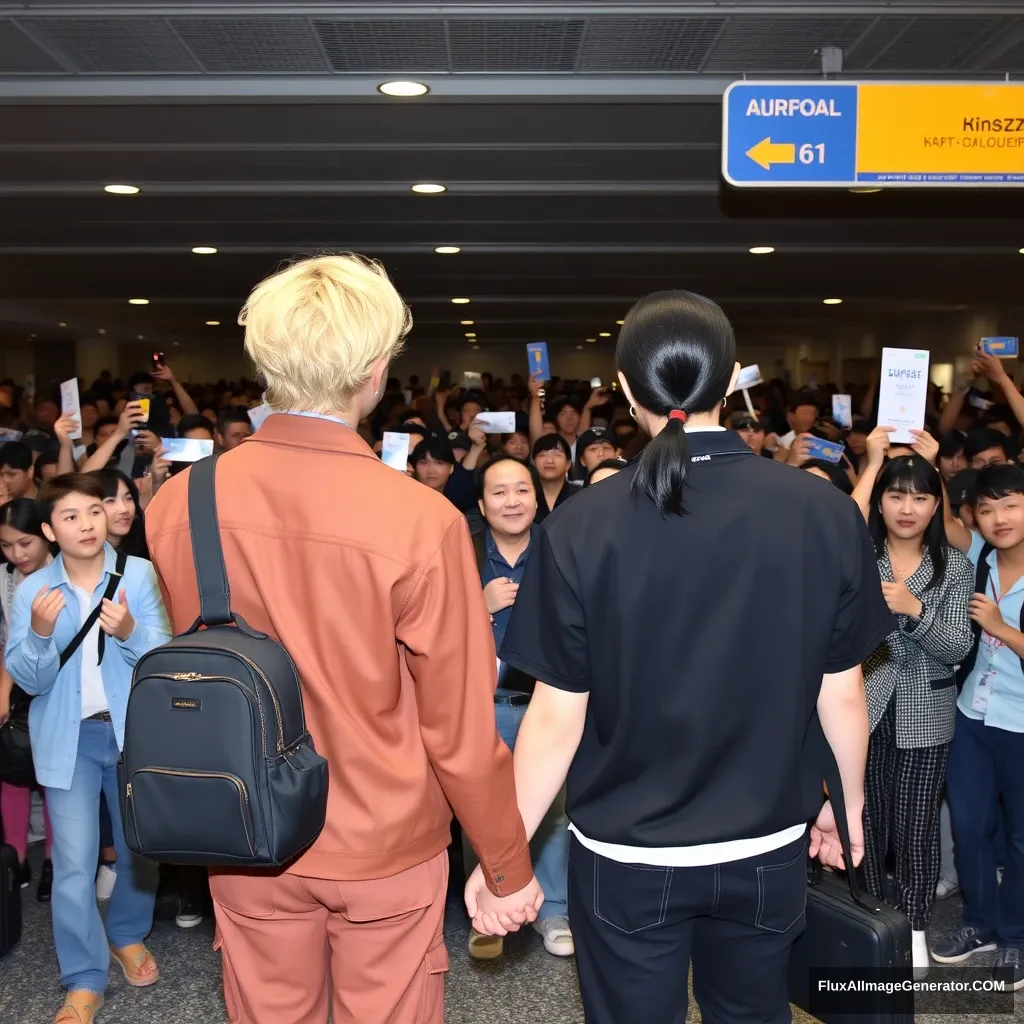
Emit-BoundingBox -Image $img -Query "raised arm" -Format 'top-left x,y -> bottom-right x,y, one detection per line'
152,364 -> 199,417
82,401 -> 145,472
527,374 -> 545,445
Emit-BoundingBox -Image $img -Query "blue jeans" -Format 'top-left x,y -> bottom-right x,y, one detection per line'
947,711 -> 1024,948
463,697 -> 569,922
44,721 -> 159,993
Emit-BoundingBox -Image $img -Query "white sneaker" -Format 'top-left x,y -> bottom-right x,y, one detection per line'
936,877 -> 960,899
533,916 -> 574,957
912,930 -> 930,980
95,864 -> 117,902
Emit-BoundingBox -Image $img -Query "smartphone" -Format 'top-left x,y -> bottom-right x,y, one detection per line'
151,351 -> 165,370
128,391 -> 151,427
590,377 -> 602,388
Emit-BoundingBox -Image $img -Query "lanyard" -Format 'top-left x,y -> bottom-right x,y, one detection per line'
984,574 -> 1006,653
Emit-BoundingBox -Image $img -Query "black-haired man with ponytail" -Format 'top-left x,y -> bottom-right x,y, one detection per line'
481,289 -> 894,1024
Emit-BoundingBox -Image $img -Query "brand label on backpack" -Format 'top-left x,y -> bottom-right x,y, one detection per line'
171,698 -> 201,711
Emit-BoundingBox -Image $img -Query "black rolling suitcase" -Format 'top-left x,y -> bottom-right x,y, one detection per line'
788,750 -> 912,1024
0,839 -> 22,956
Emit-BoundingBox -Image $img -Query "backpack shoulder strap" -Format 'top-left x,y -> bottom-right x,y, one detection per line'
58,548 -> 128,669
187,455 -> 233,627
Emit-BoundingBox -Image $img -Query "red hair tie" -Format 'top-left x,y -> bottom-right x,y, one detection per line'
668,410 -> 688,424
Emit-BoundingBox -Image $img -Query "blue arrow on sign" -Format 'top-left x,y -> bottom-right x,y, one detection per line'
723,83 -> 860,187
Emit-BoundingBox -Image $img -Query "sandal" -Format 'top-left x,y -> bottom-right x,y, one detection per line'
110,943 -> 160,988
54,990 -> 104,1023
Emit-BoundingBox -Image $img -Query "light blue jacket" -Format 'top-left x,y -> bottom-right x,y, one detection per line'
4,545 -> 171,789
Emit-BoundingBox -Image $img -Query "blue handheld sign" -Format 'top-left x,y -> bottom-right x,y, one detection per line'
981,337 -> 1019,359
527,342 -> 550,382
803,437 -> 846,465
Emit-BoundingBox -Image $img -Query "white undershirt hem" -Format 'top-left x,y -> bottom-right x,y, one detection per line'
568,822 -> 807,867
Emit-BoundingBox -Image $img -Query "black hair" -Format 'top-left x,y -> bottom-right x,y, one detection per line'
544,395 -> 581,426
216,406 -> 252,435
91,468 -> 149,559
616,290 -> 736,516
849,418 -> 870,436
0,497 -> 53,572
177,414 -> 216,438
459,391 -> 488,412
0,441 -> 32,472
474,454 -> 543,506
789,391 -> 820,414
532,433 -> 572,461
866,456 -> 947,592
974,463 -> 1024,503
964,427 -> 1014,464
938,430 -> 966,460
94,414 -> 120,433
801,460 -> 854,496
36,472 -> 106,525
409,436 -> 455,467
33,449 -> 59,485
398,410 -> 427,427
730,412 -> 764,432
585,458 -> 628,487
128,372 -> 153,390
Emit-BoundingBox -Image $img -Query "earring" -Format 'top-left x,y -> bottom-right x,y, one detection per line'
629,405 -> 637,421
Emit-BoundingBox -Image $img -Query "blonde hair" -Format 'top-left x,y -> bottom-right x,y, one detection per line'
240,253 -> 411,413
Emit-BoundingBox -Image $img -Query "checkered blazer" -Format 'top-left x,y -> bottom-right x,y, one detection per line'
863,545 -> 975,749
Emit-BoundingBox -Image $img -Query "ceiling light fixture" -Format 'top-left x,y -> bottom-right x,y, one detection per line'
576,344 -> 584,350
599,332 -> 611,337
128,298 -> 149,305
97,328 -> 106,335
411,183 -> 446,194
378,81 -> 429,98
616,319 -> 624,325
465,332 -> 476,338
850,188 -> 882,194
587,338 -> 596,343
823,298 -> 843,305
749,245 -> 775,255
451,297 -> 470,305
472,345 -> 480,351
205,320 -> 221,326
58,321 -> 67,327
137,334 -> 145,340
1019,247 -> 1024,254
192,246 -> 218,255
434,246 -> 461,254
104,184 -> 139,195
460,319 -> 474,325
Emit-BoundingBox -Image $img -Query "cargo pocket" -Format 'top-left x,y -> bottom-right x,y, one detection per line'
212,930 -> 243,1024
416,941 -> 449,1024
755,846 -> 807,934
593,857 -> 673,934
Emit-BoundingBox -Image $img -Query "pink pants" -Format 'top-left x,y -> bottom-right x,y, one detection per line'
0,782 -> 52,862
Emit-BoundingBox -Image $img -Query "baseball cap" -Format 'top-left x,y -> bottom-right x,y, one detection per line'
577,427 -> 615,456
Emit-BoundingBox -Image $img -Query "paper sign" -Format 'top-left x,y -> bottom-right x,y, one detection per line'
735,364 -> 763,390
969,394 -> 995,411
832,394 -> 853,429
71,444 -> 87,464
474,411 -> 517,434
527,342 -> 550,382
59,378 -> 82,440
23,375 -> 35,400
161,438 -> 214,463
0,427 -> 23,442
463,371 -> 483,389
804,437 -> 845,464
247,403 -> 272,431
981,336 -> 1019,358
877,347 -> 930,445
381,431 -> 411,471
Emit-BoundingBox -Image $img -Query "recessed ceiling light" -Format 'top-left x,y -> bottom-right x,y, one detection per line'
434,246 -> 461,254
137,334 -> 145,340
451,297 -> 470,305
128,298 -> 149,305
29,333 -> 35,339
58,321 -> 67,327
465,332 -> 476,338
587,338 -> 597,343
850,188 -> 882,194
577,344 -> 584,350
412,183 -> 446,194
823,298 -> 843,305
616,319 -> 624,325
749,246 -> 775,255
1019,247 -> 1024,254
97,328 -> 106,335
460,319 -> 474,325
104,184 -> 139,195
205,320 -> 221,326
378,81 -> 429,98
472,345 -> 480,351
192,246 -> 217,255
599,332 -> 611,337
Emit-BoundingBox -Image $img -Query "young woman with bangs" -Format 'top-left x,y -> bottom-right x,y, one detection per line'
853,425 -> 975,980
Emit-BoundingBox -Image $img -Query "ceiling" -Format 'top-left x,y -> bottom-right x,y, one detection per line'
0,0 -> 1022,356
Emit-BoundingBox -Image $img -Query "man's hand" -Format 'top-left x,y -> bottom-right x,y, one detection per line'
909,428 -> 938,465
483,577 -> 519,615
972,348 -> 1009,385
881,572 -> 923,619
134,429 -> 160,455
53,413 -> 80,445
528,373 -> 544,400
464,865 -> 544,935
99,589 -> 135,642
585,387 -> 608,410
467,421 -> 487,449
786,433 -> 815,467
152,364 -> 176,384
150,448 -> 171,489
969,593 -> 1005,636
31,586 -> 65,638
810,799 -> 863,870
117,400 -> 147,438
865,424 -> 895,466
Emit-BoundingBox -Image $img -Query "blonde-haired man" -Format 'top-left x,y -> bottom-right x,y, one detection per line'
147,254 -> 541,1024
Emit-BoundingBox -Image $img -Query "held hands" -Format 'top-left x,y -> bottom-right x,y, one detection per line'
810,799 -> 864,870
464,864 -> 544,936
99,589 -> 135,642
969,593 -> 1005,636
30,586 -> 65,638
483,577 -> 519,615
881,570 -> 923,619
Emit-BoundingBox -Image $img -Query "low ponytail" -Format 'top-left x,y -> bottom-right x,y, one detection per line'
616,290 -> 737,518
632,414 -> 693,516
